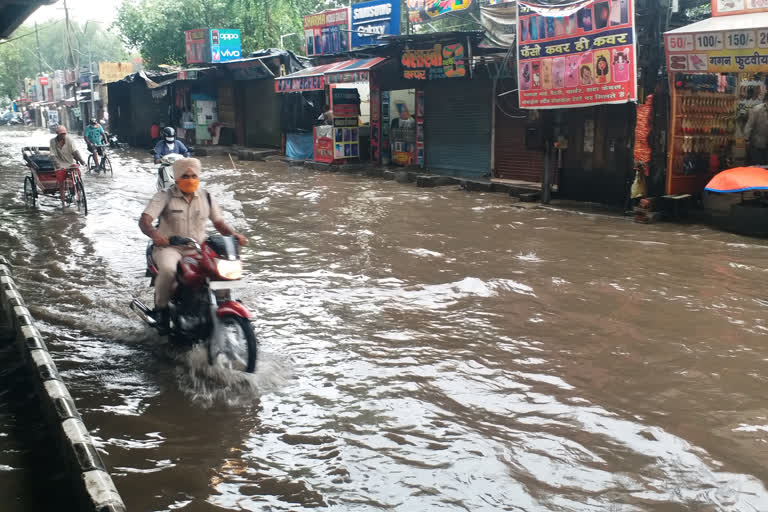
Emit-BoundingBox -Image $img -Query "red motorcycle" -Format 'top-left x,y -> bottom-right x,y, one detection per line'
130,235 -> 257,373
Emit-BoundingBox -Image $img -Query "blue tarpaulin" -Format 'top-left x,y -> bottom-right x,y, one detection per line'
286,132 -> 313,160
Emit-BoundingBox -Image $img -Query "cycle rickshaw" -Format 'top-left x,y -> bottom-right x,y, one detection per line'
22,146 -> 87,215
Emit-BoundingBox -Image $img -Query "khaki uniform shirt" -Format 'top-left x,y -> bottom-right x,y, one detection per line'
49,135 -> 81,169
143,185 -> 224,243
745,103 -> 768,149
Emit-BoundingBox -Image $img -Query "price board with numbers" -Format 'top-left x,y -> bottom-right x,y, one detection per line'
666,24 -> 768,72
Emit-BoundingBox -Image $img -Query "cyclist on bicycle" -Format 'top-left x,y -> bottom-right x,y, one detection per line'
153,127 -> 189,164
84,118 -> 107,172
50,125 -> 86,209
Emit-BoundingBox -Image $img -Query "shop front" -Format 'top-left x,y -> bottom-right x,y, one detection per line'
393,36 -> 488,177
275,57 -> 387,162
664,11 -> 768,195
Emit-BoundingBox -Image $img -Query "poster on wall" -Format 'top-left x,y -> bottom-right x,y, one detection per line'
408,0 -> 473,25
712,0 -> 768,16
351,0 -> 401,49
304,8 -> 351,56
401,42 -> 468,80
666,27 -> 768,73
516,0 -> 637,109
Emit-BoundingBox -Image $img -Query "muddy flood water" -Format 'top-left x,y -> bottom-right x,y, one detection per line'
1,127 -> 768,511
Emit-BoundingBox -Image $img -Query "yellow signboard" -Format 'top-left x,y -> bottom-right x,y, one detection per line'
98,62 -> 134,83
666,28 -> 768,73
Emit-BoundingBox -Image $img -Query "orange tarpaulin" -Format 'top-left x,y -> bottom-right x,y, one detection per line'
705,166 -> 768,193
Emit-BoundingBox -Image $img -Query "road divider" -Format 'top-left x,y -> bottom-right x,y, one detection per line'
0,256 -> 126,512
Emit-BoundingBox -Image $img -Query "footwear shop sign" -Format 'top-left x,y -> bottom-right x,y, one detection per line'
351,0 -> 401,49
401,42 -> 468,80
517,0 -> 637,109
666,26 -> 768,73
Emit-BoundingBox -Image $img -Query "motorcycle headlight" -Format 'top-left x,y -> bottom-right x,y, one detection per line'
216,259 -> 242,280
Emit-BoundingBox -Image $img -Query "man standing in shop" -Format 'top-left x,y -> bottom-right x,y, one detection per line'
744,96 -> 768,165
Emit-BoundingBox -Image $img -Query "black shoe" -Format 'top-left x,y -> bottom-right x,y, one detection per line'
150,308 -> 170,335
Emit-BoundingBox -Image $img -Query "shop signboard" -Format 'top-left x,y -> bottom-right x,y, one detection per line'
712,0 -> 768,16
304,8 -> 351,56
210,29 -> 242,62
351,0 -> 401,49
275,75 -> 325,93
98,62 -> 133,83
331,88 -> 360,159
666,28 -> 768,73
39,76 -> 49,85
516,0 -> 638,109
408,0 -> 473,25
185,29 -> 208,64
401,42 -> 468,80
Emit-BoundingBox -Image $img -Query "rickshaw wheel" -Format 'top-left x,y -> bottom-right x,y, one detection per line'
74,176 -> 87,215
23,176 -> 35,207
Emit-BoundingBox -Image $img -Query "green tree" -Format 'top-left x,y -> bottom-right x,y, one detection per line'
0,20 -> 129,99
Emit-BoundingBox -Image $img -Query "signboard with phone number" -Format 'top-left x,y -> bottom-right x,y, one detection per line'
666,28 -> 768,72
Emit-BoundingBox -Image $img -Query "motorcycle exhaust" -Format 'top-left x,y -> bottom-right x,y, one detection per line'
130,299 -> 157,327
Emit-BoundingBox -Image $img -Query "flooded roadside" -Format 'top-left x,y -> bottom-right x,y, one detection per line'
0,126 -> 767,510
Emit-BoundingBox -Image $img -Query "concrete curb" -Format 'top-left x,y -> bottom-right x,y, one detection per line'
0,256 -> 126,512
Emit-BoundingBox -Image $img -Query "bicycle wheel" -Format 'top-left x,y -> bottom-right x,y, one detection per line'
74,175 -> 87,215
87,154 -> 94,172
23,176 -> 35,207
103,155 -> 113,177
208,315 -> 257,373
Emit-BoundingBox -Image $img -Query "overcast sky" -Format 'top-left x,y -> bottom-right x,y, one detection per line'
28,0 -> 122,26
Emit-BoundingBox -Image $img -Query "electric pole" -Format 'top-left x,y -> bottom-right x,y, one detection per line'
34,22 -> 42,76
63,0 -> 79,130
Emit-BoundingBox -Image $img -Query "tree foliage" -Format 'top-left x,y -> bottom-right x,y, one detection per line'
0,20 -> 129,99
115,0 -> 343,68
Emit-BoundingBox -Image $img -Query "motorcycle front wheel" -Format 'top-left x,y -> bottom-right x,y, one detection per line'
209,315 -> 257,373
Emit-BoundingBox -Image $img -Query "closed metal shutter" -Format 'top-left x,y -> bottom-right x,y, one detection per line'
494,110 -> 545,183
424,80 -> 491,178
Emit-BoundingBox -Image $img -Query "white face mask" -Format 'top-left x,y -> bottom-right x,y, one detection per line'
165,137 -> 174,143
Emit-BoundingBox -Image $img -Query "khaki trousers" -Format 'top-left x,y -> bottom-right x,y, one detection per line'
152,246 -> 188,309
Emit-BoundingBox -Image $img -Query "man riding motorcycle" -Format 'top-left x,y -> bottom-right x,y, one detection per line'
138,157 -> 248,334
153,127 -> 189,164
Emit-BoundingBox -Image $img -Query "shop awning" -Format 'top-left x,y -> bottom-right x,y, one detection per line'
275,57 -> 387,93
665,12 -> 768,34
324,57 -> 387,84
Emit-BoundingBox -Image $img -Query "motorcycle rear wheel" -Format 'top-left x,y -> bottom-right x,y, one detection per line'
209,315 -> 257,373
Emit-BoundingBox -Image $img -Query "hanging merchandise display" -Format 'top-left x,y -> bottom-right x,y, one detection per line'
331,87 -> 361,159
516,0 -> 638,109
664,11 -> 768,195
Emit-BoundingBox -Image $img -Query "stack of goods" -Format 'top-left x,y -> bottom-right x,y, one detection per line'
634,197 -> 661,224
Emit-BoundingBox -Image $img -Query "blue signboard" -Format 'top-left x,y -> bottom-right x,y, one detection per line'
210,28 -> 242,62
351,0 -> 400,49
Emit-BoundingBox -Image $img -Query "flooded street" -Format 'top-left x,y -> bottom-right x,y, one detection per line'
2,126 -> 768,511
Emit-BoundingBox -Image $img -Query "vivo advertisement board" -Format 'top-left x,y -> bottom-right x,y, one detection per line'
351,0 -> 400,49
210,29 -> 242,62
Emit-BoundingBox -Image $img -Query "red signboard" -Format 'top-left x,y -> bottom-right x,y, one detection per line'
712,0 -> 768,16
185,29 -> 208,64
303,8 -> 351,56
517,0 -> 637,109
39,77 -> 49,85
314,127 -> 335,163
